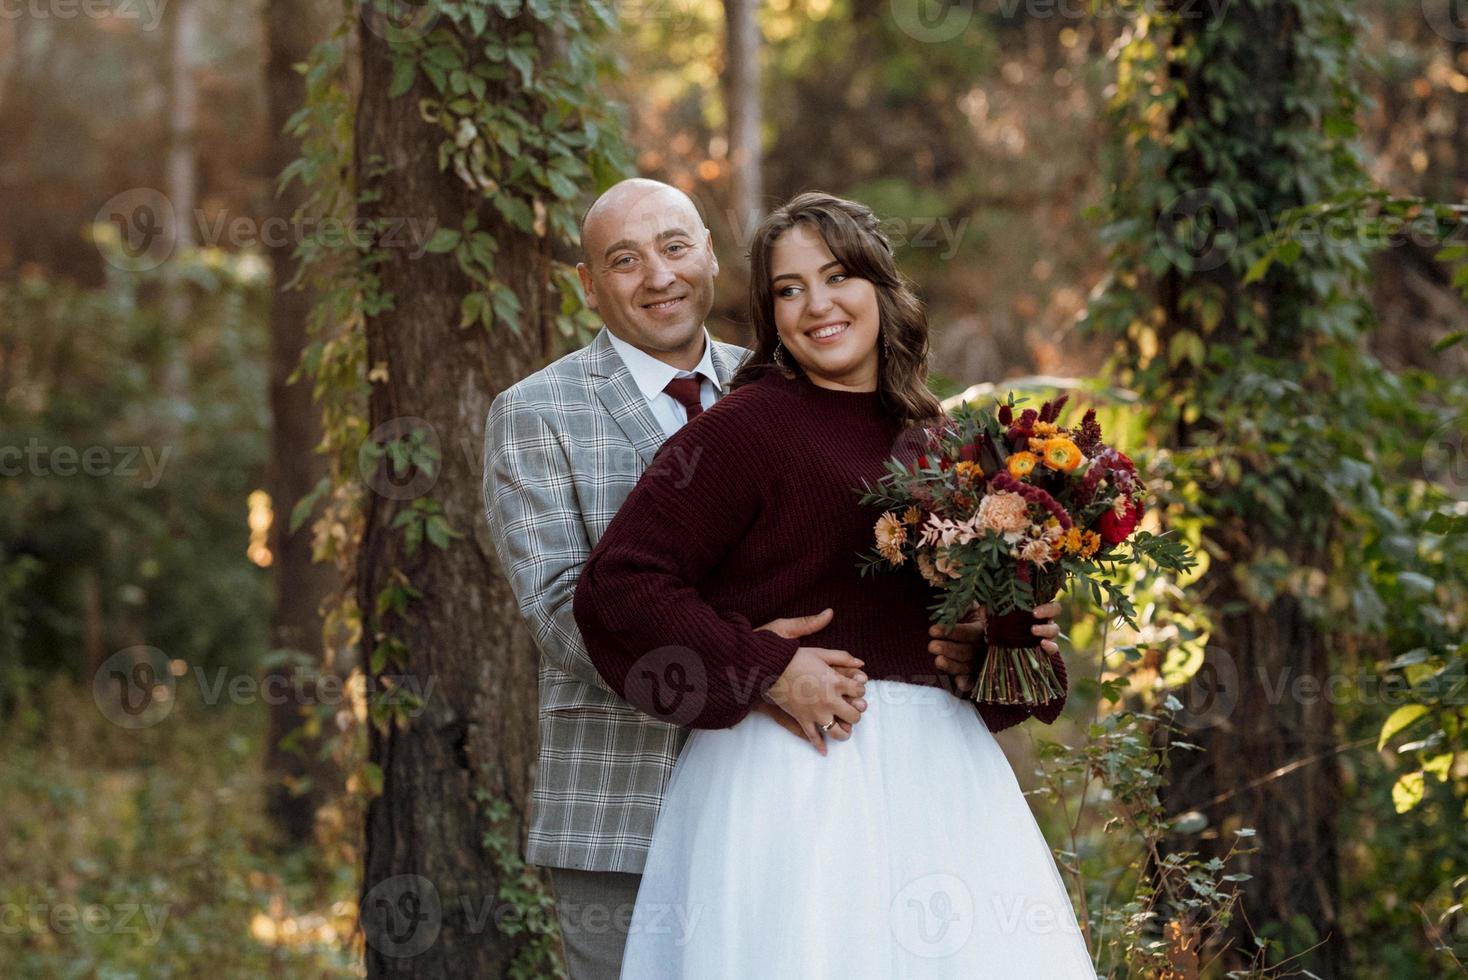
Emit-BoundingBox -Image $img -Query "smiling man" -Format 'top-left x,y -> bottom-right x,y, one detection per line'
481,178 -> 1051,979
576,180 -> 719,374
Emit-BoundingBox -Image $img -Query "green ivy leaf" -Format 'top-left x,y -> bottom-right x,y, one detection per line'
492,194 -> 534,232
490,283 -> 523,334
1391,771 -> 1425,814
1423,512 -> 1467,536
1431,330 -> 1465,352
1378,704 -> 1428,751
505,48 -> 534,88
460,291 -> 486,329
425,227 -> 462,254
389,58 -> 416,99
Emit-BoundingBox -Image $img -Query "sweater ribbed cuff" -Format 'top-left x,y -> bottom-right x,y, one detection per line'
745,629 -> 802,703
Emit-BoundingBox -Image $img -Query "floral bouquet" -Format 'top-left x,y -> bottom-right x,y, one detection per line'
858,393 -> 1194,707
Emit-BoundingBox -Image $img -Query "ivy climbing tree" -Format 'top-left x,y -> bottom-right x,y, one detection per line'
285,0 -> 629,973
1084,0 -> 1421,973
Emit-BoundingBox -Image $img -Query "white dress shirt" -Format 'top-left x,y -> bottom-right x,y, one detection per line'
605,327 -> 722,438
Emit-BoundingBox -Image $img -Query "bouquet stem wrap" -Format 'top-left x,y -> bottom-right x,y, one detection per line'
972,572 -> 1065,707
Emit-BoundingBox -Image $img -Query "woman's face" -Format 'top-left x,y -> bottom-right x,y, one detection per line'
769,223 -> 881,393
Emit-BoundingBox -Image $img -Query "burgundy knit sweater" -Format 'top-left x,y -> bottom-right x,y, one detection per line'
572,368 -> 1068,732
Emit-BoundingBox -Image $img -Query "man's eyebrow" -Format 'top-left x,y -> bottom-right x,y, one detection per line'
771,259 -> 841,284
602,239 -> 637,259
602,228 -> 696,261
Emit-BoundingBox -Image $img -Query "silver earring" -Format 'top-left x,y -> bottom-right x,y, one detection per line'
773,341 -> 787,369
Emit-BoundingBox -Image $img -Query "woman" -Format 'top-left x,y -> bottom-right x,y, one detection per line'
572,193 -> 1095,978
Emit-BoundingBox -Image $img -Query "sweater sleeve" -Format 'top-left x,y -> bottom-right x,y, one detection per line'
572,396 -> 801,729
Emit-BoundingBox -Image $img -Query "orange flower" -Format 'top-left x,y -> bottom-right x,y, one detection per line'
954,460 -> 983,481
1040,437 -> 1083,473
1007,451 -> 1039,479
902,505 -> 922,525
874,511 -> 907,565
1081,530 -> 1102,558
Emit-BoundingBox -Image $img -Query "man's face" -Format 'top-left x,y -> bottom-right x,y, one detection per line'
577,186 -> 719,366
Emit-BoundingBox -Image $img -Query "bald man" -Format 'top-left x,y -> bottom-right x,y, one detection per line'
482,180 -> 1053,977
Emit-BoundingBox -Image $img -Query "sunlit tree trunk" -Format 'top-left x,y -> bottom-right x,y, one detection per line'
722,0 -> 763,248
355,8 -> 544,976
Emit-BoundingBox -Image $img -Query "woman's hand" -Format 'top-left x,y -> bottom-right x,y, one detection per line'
755,608 -> 863,748
930,601 -> 1063,693
764,647 -> 867,755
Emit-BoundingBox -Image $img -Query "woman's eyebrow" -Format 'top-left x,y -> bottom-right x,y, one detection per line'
771,260 -> 840,284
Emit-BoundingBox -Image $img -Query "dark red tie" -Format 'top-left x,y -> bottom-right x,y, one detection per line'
664,377 -> 704,422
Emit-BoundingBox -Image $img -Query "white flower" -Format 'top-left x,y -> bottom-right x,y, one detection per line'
977,491 -> 1030,536
1020,537 -> 1056,567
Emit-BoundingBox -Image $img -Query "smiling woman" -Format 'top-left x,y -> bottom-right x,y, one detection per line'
769,223 -> 882,391
732,192 -> 943,425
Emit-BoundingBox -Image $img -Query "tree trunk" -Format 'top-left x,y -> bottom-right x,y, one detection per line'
261,0 -> 340,846
355,11 -> 545,976
722,0 -> 763,249
1152,1 -> 1348,975
165,0 -> 199,254
1164,568 -> 1346,975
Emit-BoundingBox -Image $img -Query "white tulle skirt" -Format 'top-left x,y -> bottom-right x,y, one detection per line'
620,680 -> 1096,979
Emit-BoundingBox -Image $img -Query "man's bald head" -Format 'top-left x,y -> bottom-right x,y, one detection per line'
579,179 -> 707,267
575,178 -> 719,370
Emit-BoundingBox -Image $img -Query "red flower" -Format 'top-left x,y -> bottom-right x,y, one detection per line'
1097,499 -> 1142,545
1038,393 -> 1070,424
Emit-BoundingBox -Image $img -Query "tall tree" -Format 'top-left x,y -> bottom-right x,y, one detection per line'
347,1 -> 627,973
262,0 -> 339,845
722,0 -> 763,245
1085,0 -> 1385,973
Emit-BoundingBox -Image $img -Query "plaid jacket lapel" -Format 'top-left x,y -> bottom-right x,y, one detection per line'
589,326 -> 750,464
589,328 -> 666,469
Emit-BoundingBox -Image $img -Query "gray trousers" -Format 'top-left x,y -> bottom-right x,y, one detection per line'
549,867 -> 642,980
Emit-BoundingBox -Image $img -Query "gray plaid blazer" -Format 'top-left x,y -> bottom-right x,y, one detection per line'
483,326 -> 750,873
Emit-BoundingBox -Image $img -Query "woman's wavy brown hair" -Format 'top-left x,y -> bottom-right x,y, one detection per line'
730,191 -> 944,425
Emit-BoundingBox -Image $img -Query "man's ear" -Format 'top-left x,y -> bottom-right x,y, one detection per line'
576,262 -> 598,310
706,230 -> 719,278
